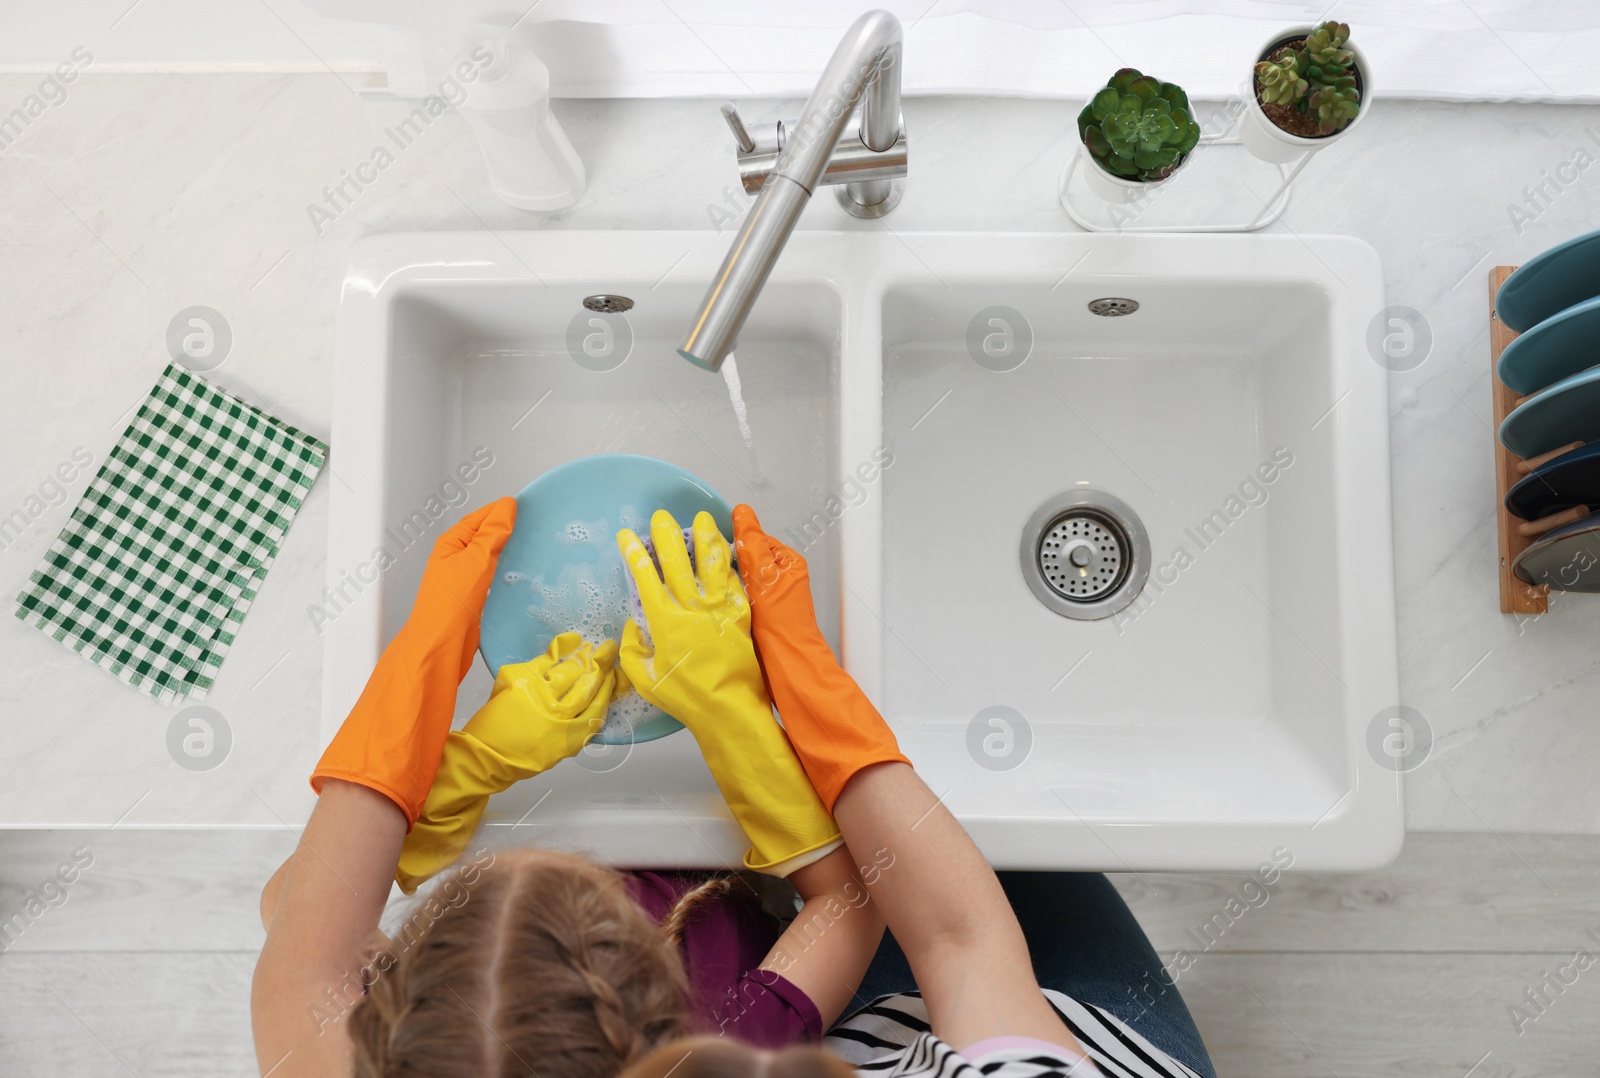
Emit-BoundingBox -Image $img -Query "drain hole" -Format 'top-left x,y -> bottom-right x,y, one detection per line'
1037,509 -> 1129,602
1019,490 -> 1150,621
1087,297 -> 1139,317
583,294 -> 634,313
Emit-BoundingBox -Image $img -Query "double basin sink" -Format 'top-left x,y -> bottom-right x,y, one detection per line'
323,229 -> 1398,871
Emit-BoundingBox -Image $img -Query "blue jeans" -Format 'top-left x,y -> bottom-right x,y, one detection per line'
847,871 -> 1215,1078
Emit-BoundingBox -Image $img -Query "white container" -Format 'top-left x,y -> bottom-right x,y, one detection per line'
1076,138 -> 1186,204
1240,25 -> 1372,164
459,36 -> 585,211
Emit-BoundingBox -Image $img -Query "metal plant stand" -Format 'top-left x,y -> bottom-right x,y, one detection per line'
1059,113 -> 1318,233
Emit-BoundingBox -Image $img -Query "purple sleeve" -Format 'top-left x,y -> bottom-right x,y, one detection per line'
707,968 -> 824,1048
624,872 -> 823,1048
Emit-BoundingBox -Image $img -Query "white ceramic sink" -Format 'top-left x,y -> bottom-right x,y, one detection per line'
325,230 -> 1399,871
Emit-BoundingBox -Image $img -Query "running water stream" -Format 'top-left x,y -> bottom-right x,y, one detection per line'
720,352 -> 767,486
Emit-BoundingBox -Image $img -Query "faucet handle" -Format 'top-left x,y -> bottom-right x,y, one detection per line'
720,102 -> 757,154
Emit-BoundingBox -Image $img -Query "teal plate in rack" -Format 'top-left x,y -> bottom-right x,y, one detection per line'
1513,517 -> 1600,590
1496,293 -> 1600,395
1496,226 -> 1600,333
479,454 -> 733,745
1505,442 -> 1600,520
1499,365 -> 1600,459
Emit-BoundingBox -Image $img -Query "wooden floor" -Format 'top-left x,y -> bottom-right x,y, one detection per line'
1,831 -> 1595,1076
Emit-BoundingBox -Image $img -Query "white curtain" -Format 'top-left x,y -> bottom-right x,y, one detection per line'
468,0 -> 1600,101
8,1 -> 1598,101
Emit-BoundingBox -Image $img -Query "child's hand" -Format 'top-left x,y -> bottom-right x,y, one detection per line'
732,502 -> 826,639
310,496 -> 517,828
615,509 -> 761,728
404,497 -> 518,663
490,632 -> 620,758
729,503 -> 910,812
614,509 -> 841,877
395,632 -> 618,893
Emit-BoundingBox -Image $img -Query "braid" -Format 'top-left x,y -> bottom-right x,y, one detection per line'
662,870 -> 797,949
347,949 -> 409,1076
347,850 -> 690,1078
346,988 -> 385,1073
660,874 -> 735,948
567,876 -> 689,1066
575,960 -> 646,1065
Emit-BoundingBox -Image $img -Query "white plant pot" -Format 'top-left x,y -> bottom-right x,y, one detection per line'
1241,24 -> 1372,164
1077,138 -> 1183,204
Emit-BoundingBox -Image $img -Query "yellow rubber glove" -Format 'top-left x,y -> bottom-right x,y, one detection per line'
395,632 -> 617,894
617,509 -> 842,877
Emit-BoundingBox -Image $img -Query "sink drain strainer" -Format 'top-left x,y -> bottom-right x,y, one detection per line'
1087,297 -> 1139,317
1039,512 -> 1127,601
1020,491 -> 1149,620
582,294 -> 634,313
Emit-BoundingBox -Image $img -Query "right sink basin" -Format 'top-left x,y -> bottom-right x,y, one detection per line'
844,233 -> 1399,871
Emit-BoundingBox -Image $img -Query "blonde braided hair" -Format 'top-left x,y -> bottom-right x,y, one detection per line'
661,869 -> 800,949
348,850 -> 690,1077
622,1035 -> 858,1078
659,874 -> 736,948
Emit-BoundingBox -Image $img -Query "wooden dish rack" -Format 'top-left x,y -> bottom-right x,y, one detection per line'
1489,266 -> 1591,614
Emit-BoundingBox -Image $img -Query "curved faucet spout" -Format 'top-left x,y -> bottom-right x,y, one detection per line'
774,9 -> 902,191
679,9 -> 905,372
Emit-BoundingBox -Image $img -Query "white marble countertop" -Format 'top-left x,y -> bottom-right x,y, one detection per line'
2,76 -> 1598,834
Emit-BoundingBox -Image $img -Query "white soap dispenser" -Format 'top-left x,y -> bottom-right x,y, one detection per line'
458,34 -> 585,211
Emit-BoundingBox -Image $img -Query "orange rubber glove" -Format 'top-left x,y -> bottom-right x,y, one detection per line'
310,497 -> 517,828
731,503 -> 910,811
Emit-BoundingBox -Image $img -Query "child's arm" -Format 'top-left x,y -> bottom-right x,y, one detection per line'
733,505 -> 1082,1053
760,845 -> 884,1028
618,511 -> 881,1027
832,764 -> 1080,1052
253,778 -> 405,1077
254,501 -> 516,1076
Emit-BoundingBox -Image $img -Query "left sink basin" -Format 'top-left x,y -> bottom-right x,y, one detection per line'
322,232 -> 844,863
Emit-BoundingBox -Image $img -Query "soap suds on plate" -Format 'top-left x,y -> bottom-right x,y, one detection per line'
517,555 -> 630,649
599,687 -> 657,741
494,509 -> 721,743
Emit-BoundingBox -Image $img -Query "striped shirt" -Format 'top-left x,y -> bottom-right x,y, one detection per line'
824,991 -> 1203,1078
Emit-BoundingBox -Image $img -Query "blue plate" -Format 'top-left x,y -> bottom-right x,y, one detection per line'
1512,517 -> 1600,590
1497,293 -> 1600,395
1499,365 -> 1600,459
479,454 -> 732,745
1505,441 -> 1600,520
1497,226 -> 1600,332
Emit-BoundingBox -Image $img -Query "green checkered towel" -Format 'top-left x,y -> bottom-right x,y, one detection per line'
14,363 -> 327,704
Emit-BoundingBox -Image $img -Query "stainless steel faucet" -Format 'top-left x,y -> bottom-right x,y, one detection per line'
679,9 -> 907,372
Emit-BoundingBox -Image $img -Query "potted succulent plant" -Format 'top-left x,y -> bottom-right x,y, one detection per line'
1242,21 -> 1370,163
1077,68 -> 1202,203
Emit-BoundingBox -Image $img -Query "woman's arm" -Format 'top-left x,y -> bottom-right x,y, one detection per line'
759,845 -> 884,1028
831,764 -> 1080,1052
252,779 -> 406,1078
